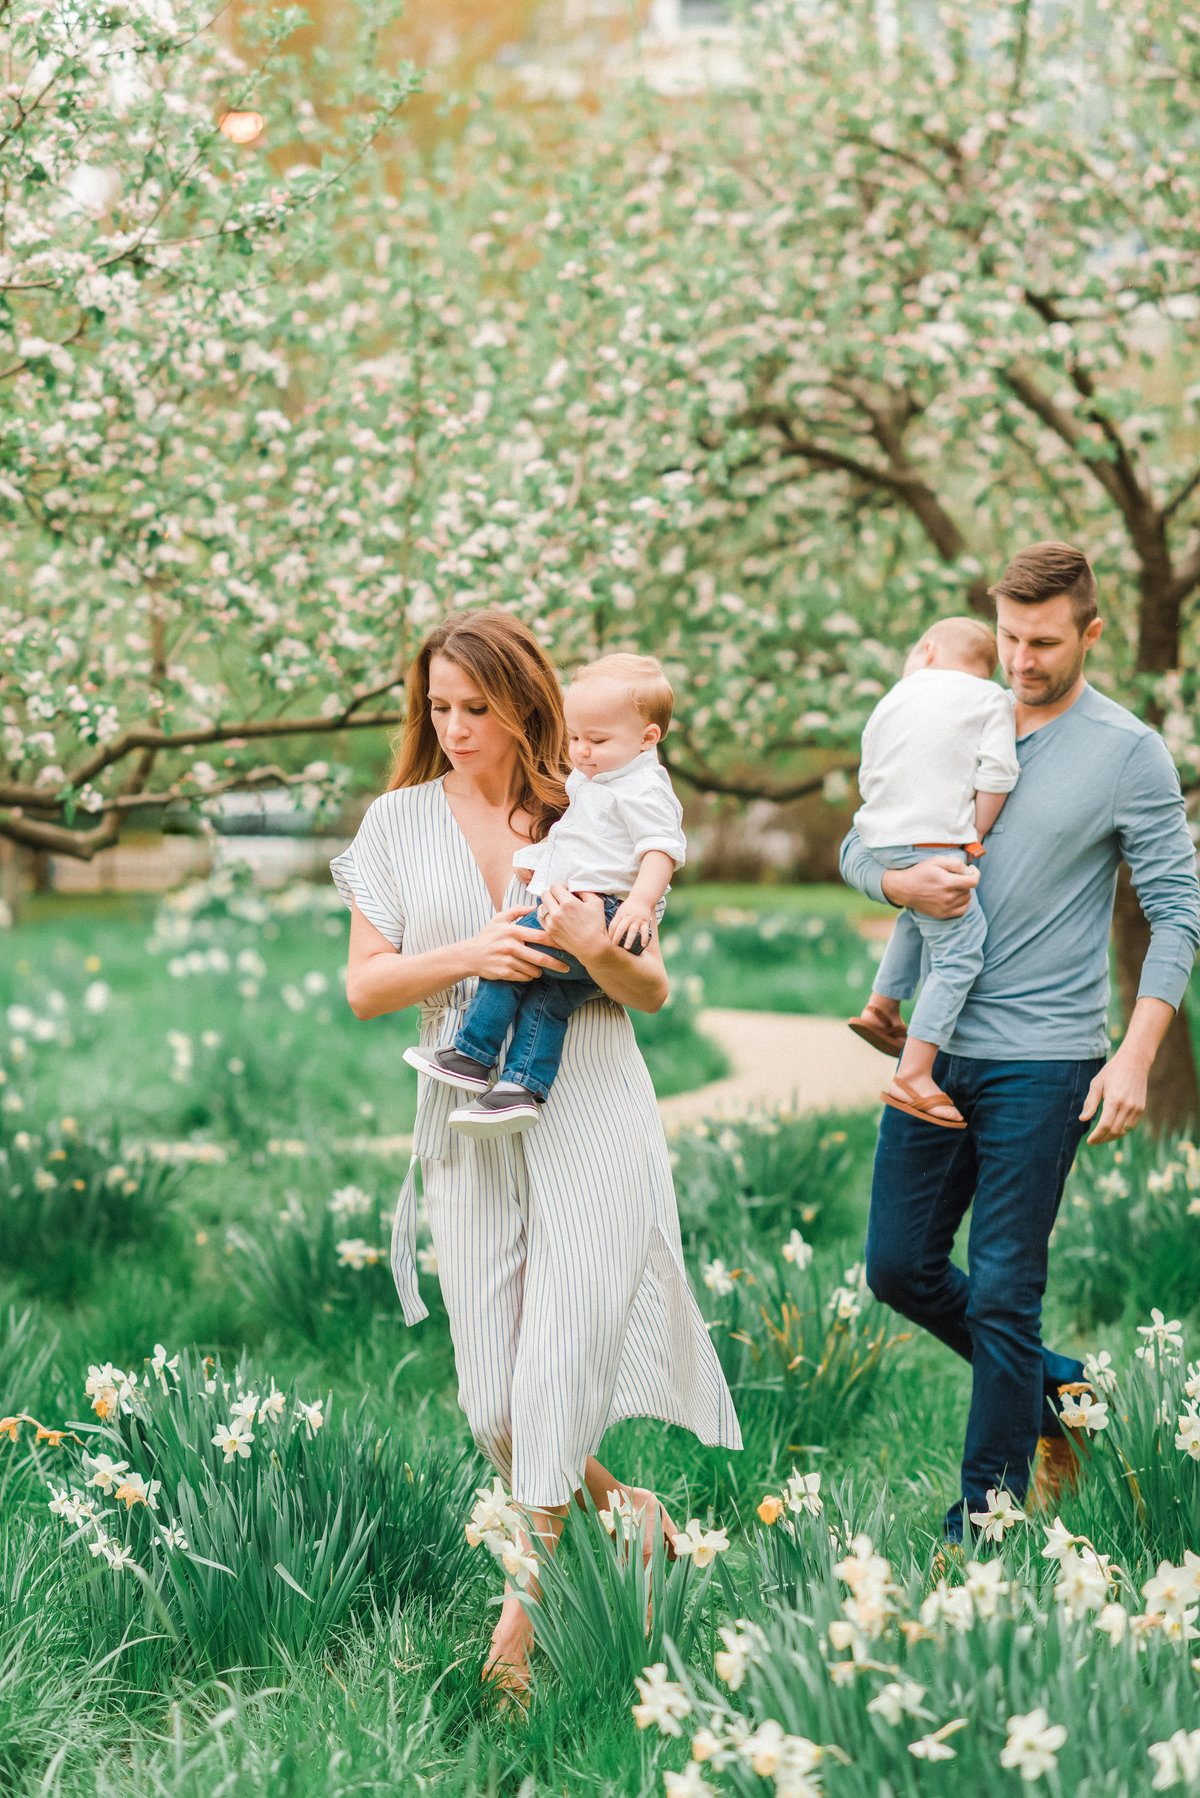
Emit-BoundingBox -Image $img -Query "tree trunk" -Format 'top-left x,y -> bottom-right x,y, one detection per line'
1112,863 -> 1199,1133
0,836 -> 23,927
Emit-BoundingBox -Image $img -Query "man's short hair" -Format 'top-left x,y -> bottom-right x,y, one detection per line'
572,653 -> 674,734
988,541 -> 1098,633
922,616 -> 997,677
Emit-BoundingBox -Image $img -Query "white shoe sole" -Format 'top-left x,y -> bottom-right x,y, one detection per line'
448,1104 -> 541,1138
403,1045 -> 489,1092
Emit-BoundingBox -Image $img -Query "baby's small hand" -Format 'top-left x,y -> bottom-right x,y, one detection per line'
515,867 -> 535,886
608,898 -> 653,951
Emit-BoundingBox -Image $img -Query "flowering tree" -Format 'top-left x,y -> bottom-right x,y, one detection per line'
6,0 -> 1199,1118
415,0 -> 1200,1121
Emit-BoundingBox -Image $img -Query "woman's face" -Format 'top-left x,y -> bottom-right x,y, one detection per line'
427,653 -> 520,776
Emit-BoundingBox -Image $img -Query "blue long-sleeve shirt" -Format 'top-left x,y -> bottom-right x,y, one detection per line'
839,684 -> 1200,1061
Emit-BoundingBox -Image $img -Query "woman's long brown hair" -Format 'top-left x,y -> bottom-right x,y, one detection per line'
386,610 -> 570,842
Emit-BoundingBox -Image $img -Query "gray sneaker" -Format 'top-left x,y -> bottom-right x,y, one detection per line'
403,1045 -> 492,1092
448,1087 -> 542,1138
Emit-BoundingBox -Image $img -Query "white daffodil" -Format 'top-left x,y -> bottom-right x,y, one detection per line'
48,1486 -> 95,1525
714,1620 -> 765,1691
84,1453 -> 130,1494
1175,1406 -> 1200,1460
826,1284 -> 862,1322
329,1184 -> 373,1219
909,1720 -> 967,1761
500,1540 -> 539,1588
1059,1391 -> 1109,1432
702,1259 -> 735,1295
113,1472 -> 161,1512
1136,1308 -> 1184,1361
672,1520 -> 731,1566
1000,1709 -> 1067,1781
782,1229 -> 813,1268
1095,1602 -> 1129,1643
465,1477 -> 522,1551
295,1399 -> 324,1436
211,1419 -> 254,1461
867,1679 -> 928,1727
1040,1516 -> 1083,1563
631,1663 -> 692,1736
258,1383 -> 287,1422
920,1580 -> 975,1634
598,1487 -> 638,1534
1185,1363 -> 1200,1401
230,1392 -> 259,1424
1160,1607 -> 1199,1645
159,1521 -> 189,1551
737,1719 -> 822,1780
968,1488 -> 1026,1542
336,1237 -> 380,1270
1144,1558 -> 1200,1621
1054,1546 -> 1112,1619
663,1767 -> 716,1798
1149,1728 -> 1200,1791
785,1469 -> 822,1516
104,1542 -> 140,1573
964,1559 -> 1009,1618
149,1344 -> 180,1390
1083,1349 -> 1117,1392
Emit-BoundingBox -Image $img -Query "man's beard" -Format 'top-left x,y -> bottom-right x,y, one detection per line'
1011,645 -> 1087,707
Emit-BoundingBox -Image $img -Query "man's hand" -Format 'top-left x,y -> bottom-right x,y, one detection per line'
880,856 -> 979,918
1080,1051 -> 1148,1145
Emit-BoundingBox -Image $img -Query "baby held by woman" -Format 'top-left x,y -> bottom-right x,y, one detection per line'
405,653 -> 686,1138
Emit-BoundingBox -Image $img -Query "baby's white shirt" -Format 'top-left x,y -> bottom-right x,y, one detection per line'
517,749 -> 687,898
853,668 -> 1020,848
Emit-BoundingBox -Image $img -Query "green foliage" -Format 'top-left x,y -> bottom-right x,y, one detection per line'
671,1108 -> 878,1247
520,1498 -> 716,1702
663,908 -> 879,1017
0,1106 -> 181,1304
1051,1130 -> 1200,1330
26,1347 -> 480,1682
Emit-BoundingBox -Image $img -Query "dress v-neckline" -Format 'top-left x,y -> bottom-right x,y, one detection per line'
436,774 -> 525,914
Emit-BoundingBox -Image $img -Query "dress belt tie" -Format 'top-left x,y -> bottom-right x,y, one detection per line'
390,997 -> 466,1327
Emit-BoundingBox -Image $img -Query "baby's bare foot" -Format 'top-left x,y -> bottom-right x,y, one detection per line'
888,1074 -> 963,1124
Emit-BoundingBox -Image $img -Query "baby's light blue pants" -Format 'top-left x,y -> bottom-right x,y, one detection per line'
867,845 -> 987,1049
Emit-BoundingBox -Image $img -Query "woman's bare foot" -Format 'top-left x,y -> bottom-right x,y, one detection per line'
621,1486 -> 680,1564
481,1591 -> 533,1705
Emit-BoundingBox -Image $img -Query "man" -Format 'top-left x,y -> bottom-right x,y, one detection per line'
839,541 -> 1200,1547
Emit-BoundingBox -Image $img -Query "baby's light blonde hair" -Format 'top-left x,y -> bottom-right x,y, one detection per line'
918,615 -> 997,678
571,652 -> 675,735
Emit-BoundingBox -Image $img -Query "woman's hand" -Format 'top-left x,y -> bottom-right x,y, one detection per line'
468,904 -> 570,982
536,887 -> 611,962
539,886 -> 668,1012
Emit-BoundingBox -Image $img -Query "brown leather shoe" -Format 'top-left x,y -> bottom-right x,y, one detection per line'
1028,1434 -> 1085,1514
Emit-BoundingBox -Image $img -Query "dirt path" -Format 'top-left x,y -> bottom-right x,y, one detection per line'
656,1007 -> 888,1133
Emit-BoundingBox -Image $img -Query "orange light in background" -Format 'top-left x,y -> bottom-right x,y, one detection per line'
218,111 -> 265,144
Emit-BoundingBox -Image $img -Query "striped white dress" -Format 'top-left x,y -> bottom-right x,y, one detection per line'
330,776 -> 742,1507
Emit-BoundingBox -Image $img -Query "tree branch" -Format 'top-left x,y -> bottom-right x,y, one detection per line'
661,743 -> 859,804
64,699 -> 404,794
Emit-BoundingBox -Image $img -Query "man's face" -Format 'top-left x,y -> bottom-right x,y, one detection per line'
995,593 -> 1102,706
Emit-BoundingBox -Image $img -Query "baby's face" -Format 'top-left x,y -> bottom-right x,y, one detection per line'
564,677 -> 655,776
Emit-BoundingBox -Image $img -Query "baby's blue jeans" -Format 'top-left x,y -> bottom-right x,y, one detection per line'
455,895 -> 644,1101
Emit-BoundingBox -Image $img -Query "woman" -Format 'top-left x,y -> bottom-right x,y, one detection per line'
331,610 -> 741,1692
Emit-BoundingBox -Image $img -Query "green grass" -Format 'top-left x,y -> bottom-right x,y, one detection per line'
0,873 -> 1198,1796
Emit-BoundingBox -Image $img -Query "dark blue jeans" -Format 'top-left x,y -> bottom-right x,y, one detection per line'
865,1053 -> 1103,1540
455,897 -> 644,1101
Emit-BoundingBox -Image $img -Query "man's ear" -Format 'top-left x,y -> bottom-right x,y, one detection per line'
1082,617 -> 1103,653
